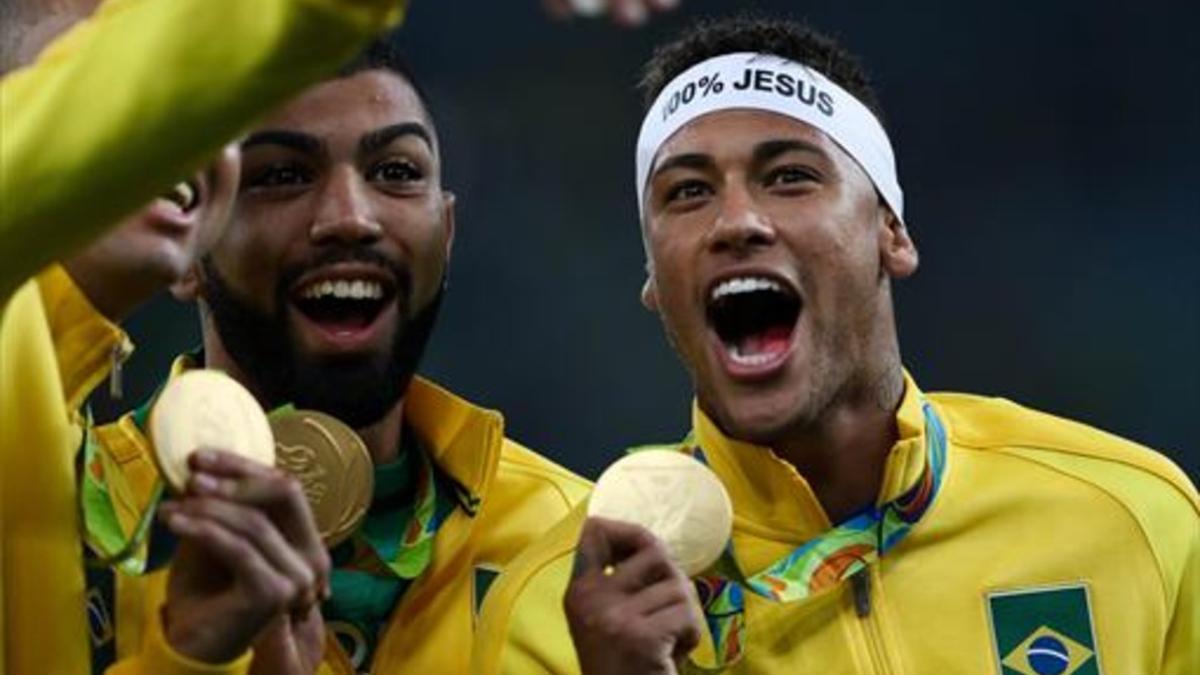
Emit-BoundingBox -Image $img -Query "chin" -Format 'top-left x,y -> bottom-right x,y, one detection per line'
718,401 -> 799,446
127,236 -> 193,282
699,376 -> 812,447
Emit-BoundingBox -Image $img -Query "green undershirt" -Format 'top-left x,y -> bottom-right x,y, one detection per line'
323,426 -> 455,671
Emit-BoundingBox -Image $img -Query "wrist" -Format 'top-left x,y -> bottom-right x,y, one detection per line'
151,604 -> 254,674
161,604 -> 253,665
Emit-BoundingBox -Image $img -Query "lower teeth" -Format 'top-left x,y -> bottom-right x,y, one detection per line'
727,346 -> 774,366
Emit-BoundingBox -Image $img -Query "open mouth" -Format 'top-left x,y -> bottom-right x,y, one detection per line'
706,274 -> 802,374
292,275 -> 397,338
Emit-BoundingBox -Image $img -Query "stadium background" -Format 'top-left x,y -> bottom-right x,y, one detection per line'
93,0 -> 1199,482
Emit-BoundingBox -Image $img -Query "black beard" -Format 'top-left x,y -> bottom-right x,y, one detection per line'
199,252 -> 444,428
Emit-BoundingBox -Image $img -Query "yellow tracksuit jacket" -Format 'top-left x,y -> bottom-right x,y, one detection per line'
91,362 -> 592,674
0,268 -> 129,675
473,373 -> 1199,675
0,0 -> 406,672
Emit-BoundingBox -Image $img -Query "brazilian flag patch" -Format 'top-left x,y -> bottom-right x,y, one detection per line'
987,584 -> 1101,675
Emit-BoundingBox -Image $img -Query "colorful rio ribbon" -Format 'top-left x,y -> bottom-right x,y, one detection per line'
689,400 -> 948,670
360,441 -> 443,580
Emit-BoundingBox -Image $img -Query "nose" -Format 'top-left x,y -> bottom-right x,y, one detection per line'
705,184 -> 776,256
310,166 -> 383,245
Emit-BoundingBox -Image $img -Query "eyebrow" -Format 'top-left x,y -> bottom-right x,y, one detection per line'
359,122 -> 434,155
241,130 -> 322,154
650,153 -> 714,181
753,139 -> 830,165
650,138 -> 831,183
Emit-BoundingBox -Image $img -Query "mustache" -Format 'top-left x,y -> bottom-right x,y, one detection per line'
278,246 -> 412,303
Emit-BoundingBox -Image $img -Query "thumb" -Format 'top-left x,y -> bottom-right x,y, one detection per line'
572,516 -> 616,579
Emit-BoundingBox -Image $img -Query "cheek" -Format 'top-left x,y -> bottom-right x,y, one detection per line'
211,219 -> 294,299
191,208 -> 232,257
388,216 -> 451,297
647,260 -> 704,356
801,226 -> 885,339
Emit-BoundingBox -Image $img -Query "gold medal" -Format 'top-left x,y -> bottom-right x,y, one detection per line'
270,410 -> 373,547
148,370 -> 276,494
588,450 -> 732,577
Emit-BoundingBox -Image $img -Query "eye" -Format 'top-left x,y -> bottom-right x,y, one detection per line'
367,159 -> 423,184
764,165 -> 820,188
664,179 -> 713,204
243,162 -> 313,190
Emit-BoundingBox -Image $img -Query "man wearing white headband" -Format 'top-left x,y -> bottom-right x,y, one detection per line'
473,16 -> 1197,675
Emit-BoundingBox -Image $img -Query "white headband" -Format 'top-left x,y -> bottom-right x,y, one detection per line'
635,52 -> 903,224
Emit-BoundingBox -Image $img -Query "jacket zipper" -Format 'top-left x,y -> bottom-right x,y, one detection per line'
109,341 -> 132,399
852,570 -> 894,674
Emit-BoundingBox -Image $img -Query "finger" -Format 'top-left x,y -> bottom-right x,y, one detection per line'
173,497 -> 321,611
188,453 -> 326,566
606,538 -> 680,592
163,511 -> 298,614
583,517 -> 662,563
644,601 -> 703,659
188,471 -> 331,602
573,517 -> 617,579
189,447 -> 281,481
625,575 -> 694,617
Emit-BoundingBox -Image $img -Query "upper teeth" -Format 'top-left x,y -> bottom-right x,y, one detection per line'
711,276 -> 784,301
300,279 -> 384,300
169,181 -> 196,210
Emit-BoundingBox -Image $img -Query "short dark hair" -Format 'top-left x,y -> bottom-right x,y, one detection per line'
338,32 -> 438,134
340,33 -> 429,100
638,15 -> 884,124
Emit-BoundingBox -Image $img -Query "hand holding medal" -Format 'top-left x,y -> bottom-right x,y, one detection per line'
565,450 -> 732,675
151,370 -> 373,547
149,370 -> 330,670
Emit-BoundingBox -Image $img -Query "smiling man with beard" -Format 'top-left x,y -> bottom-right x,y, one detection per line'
198,243 -> 442,432
86,38 -> 590,675
472,16 -> 1198,675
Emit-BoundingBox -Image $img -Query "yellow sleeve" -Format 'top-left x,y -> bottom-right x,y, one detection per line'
104,608 -> 253,675
473,503 -> 588,675
0,0 -> 407,299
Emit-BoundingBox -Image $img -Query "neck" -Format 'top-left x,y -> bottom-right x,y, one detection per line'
356,401 -> 405,464
201,323 -> 405,465
773,366 -> 905,524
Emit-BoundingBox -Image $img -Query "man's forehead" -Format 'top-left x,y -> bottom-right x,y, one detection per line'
656,109 -> 837,162
253,70 -> 430,144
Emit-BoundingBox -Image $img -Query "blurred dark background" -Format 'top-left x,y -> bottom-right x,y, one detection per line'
94,0 -> 1199,482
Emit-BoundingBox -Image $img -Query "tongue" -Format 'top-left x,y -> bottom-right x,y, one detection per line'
311,312 -> 373,334
737,325 -> 792,357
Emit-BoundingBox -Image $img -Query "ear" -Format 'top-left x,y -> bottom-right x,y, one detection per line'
640,266 -> 660,312
169,264 -> 201,302
879,207 -> 919,279
441,190 -> 457,261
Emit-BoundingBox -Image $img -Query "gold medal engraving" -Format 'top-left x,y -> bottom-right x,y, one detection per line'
588,450 -> 732,576
271,410 -> 373,547
149,370 -> 275,493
